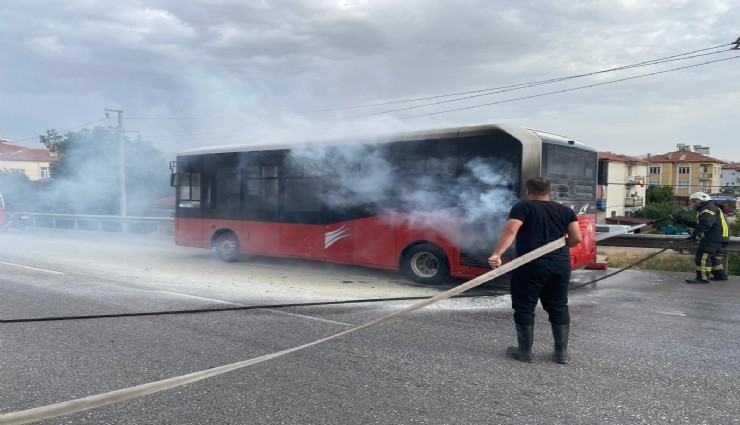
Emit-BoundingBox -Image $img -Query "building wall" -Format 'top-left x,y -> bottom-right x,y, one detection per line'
597,161 -> 647,223
721,167 -> 740,191
0,160 -> 52,181
648,160 -> 724,195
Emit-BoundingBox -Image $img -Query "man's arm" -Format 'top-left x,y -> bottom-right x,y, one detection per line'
565,220 -> 583,247
488,218 -> 523,268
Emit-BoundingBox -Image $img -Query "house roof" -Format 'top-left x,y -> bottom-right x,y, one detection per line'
644,150 -> 726,164
723,162 -> 740,171
0,142 -> 55,162
599,151 -> 648,163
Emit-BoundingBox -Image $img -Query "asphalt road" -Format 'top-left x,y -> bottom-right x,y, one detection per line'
0,228 -> 738,424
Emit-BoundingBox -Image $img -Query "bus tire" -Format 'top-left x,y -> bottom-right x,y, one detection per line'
402,243 -> 450,285
215,232 -> 240,262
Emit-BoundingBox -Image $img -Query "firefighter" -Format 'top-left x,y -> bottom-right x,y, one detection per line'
672,192 -> 730,283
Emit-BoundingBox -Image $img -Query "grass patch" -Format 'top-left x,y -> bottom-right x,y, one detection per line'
601,249 -> 696,273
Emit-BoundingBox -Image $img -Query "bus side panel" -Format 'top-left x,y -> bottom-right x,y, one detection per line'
324,222 -> 354,263
351,217 -> 395,267
242,221 -> 281,254
175,217 -> 208,248
570,214 -> 596,269
280,223 -> 324,259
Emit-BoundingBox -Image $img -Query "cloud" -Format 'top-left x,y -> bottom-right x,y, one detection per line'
0,0 -> 737,161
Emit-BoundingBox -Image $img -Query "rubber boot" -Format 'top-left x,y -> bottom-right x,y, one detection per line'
551,323 -> 570,364
505,323 -> 533,363
686,272 -> 709,284
710,270 -> 728,281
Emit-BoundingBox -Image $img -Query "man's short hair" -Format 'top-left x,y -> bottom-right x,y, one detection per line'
526,177 -> 550,195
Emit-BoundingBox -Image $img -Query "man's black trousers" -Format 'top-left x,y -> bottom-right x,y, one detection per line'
510,259 -> 571,326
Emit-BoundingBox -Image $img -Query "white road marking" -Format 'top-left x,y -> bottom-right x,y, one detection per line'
0,261 -> 66,275
158,291 -> 242,305
656,311 -> 687,317
158,290 -> 353,326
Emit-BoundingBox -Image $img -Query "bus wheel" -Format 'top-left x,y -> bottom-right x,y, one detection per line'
402,243 -> 450,285
215,232 -> 240,262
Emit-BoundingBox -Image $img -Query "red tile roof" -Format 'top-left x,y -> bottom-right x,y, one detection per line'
0,142 -> 55,162
644,150 -> 726,164
723,162 -> 740,171
599,151 -> 648,163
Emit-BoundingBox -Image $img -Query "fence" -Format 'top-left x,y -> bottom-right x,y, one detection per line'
19,213 -> 174,234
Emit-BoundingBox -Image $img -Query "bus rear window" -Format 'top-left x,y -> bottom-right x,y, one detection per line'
544,144 -> 595,180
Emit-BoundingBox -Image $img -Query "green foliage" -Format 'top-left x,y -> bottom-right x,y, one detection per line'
633,202 -> 683,227
730,219 -> 740,276
39,129 -> 70,177
0,170 -> 36,211
646,185 -> 674,204
34,127 -> 171,215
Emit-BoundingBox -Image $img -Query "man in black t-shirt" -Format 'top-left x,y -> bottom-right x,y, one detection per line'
488,177 -> 583,363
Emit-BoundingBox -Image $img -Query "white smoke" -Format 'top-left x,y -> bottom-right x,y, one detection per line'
285,142 -> 518,252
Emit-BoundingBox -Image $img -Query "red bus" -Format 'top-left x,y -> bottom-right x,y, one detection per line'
170,124 -> 597,284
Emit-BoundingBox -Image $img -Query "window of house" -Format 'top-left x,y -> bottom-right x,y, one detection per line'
648,180 -> 660,187
40,167 -> 50,178
678,166 -> 690,174
649,166 -> 661,174
677,180 -> 690,189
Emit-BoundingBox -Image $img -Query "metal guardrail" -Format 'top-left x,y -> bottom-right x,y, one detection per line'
13,213 -> 740,253
20,213 -> 174,234
597,233 -> 740,252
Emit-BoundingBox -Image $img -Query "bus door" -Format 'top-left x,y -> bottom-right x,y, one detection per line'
173,157 -> 206,248
205,153 -> 245,247
280,159 -> 325,259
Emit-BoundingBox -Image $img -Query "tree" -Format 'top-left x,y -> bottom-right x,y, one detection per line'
0,170 -> 36,211
36,127 -> 171,215
646,185 -> 674,204
39,129 -> 70,177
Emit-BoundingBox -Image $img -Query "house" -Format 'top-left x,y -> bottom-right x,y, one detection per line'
0,139 -> 56,181
643,144 -> 726,197
720,162 -> 740,193
597,152 -> 648,222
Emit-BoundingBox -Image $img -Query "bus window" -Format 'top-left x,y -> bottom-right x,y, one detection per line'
178,173 -> 201,208
543,142 -> 597,201
216,169 -> 241,210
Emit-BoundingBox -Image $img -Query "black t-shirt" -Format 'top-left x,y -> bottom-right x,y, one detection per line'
508,200 -> 578,262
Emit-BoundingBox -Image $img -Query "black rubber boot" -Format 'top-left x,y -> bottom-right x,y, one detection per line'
506,323 -> 533,363
551,323 -> 570,364
686,272 -> 709,284
710,270 -> 728,281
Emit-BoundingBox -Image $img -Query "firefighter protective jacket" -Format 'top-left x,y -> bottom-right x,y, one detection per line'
689,201 -> 730,243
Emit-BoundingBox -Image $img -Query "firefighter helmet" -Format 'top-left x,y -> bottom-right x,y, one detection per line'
689,192 -> 711,202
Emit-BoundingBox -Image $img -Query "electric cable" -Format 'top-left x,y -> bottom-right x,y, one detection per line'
0,248 -> 680,324
9,118 -> 110,143
397,55 -> 740,119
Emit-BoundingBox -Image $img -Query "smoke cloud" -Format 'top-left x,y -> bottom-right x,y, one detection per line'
285,142 -> 518,252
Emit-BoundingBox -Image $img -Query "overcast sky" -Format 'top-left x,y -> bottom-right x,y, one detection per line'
1,1 -> 738,161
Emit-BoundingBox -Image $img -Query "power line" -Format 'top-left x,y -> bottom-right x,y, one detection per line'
10,118 -> 110,143
398,55 -> 740,119
125,41 -> 736,122
344,49 -> 735,119
298,42 -> 735,114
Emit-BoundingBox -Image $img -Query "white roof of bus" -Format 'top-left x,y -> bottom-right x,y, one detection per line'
175,124 -> 590,156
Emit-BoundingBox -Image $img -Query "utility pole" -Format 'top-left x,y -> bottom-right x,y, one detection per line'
104,108 -> 126,225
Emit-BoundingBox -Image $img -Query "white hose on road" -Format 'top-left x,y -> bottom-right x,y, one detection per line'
0,237 -> 566,425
